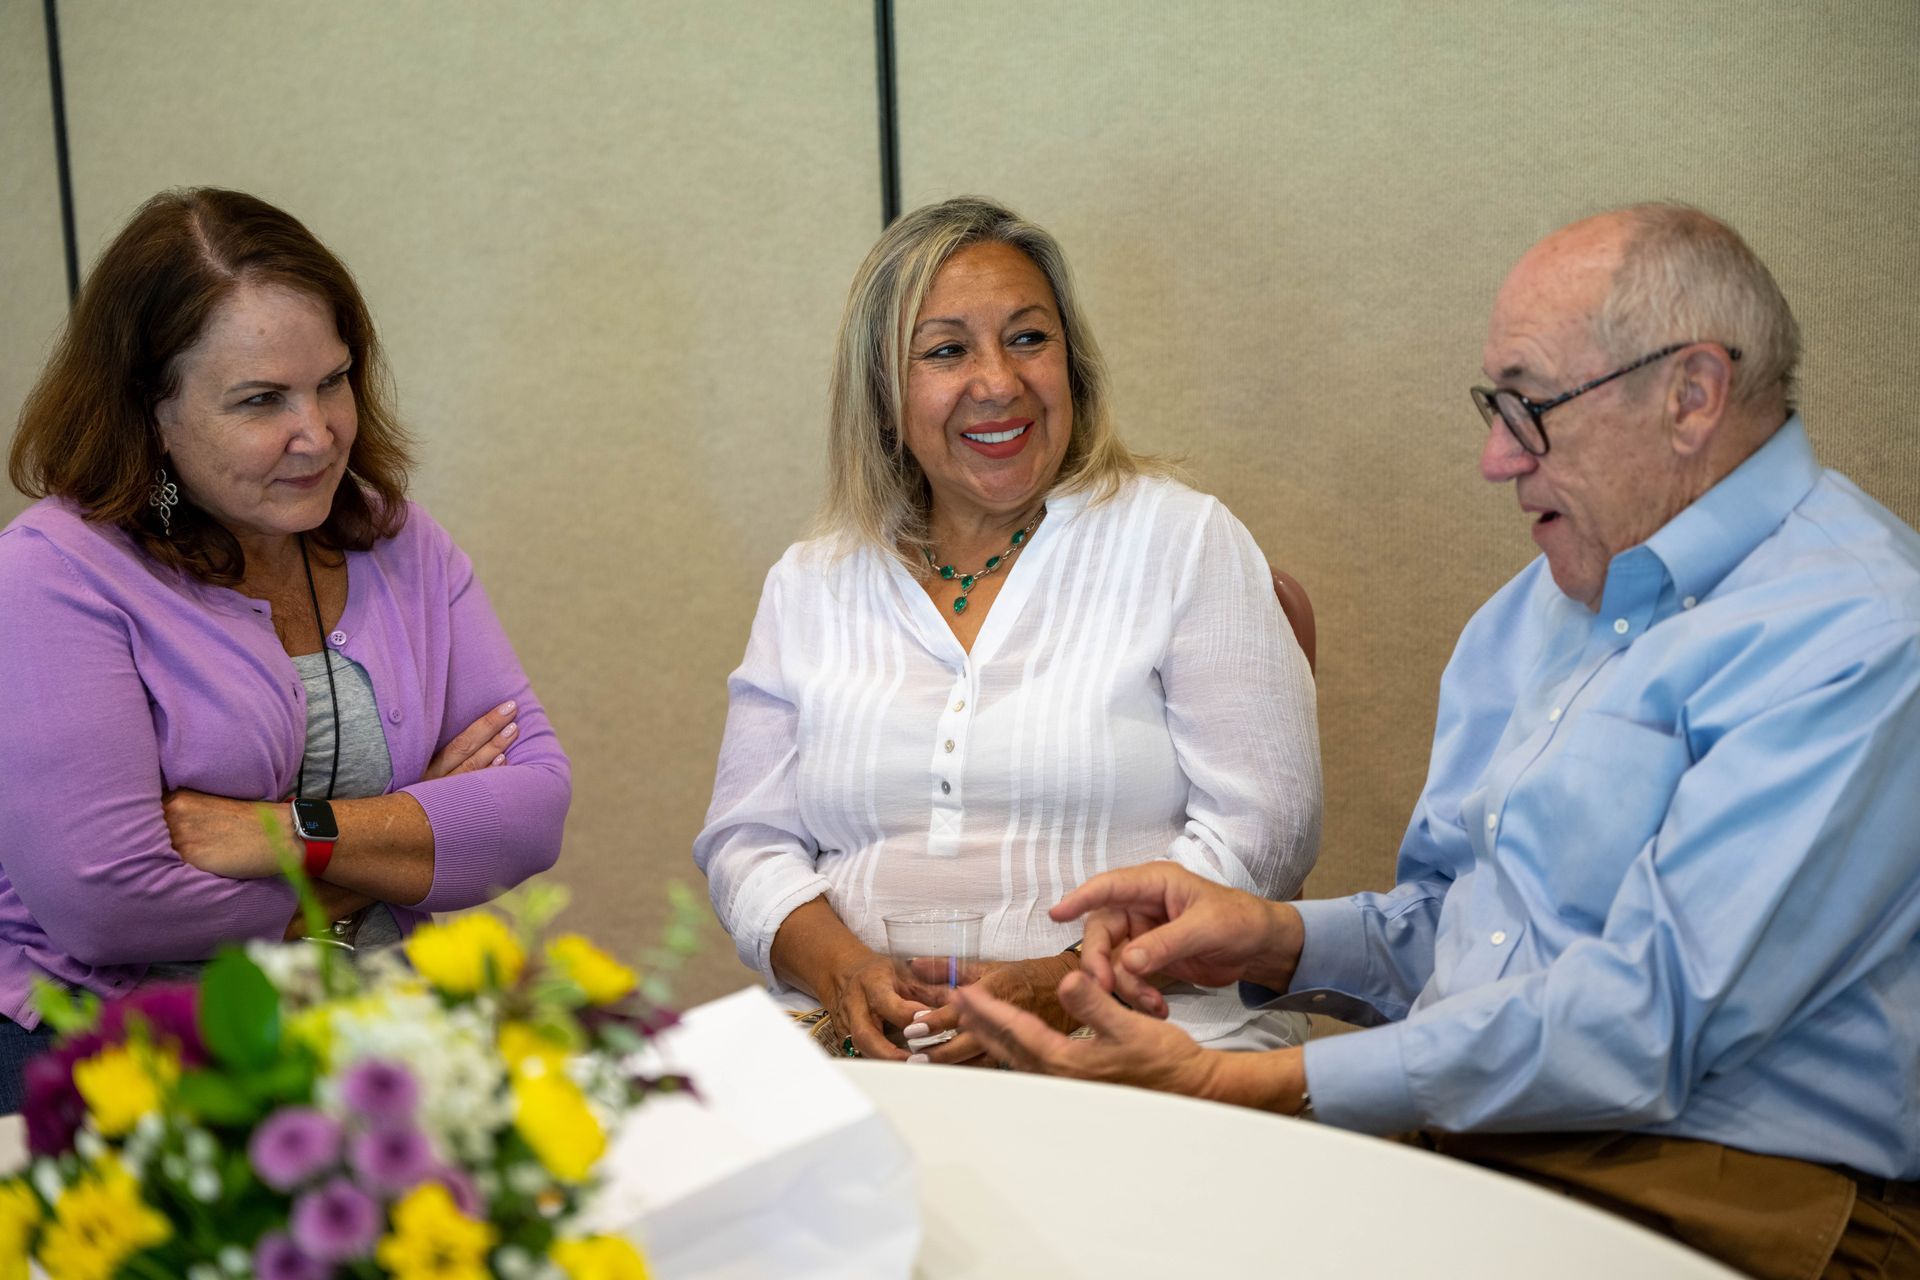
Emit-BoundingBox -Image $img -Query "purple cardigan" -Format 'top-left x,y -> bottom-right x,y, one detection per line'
0,498 -> 571,1025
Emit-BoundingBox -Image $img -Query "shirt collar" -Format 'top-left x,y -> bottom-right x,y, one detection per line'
1639,413 -> 1823,609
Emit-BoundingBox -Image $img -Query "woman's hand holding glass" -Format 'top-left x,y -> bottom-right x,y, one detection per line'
901,953 -> 1082,1066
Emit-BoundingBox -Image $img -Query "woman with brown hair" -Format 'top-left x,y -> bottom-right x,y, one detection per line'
0,189 -> 571,1109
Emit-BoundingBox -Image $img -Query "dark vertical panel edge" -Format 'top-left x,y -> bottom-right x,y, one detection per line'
42,0 -> 79,303
874,0 -> 900,227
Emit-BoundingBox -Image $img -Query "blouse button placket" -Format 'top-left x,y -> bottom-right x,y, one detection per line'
932,672 -> 974,810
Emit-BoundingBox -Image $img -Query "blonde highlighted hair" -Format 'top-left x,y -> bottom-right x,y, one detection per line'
815,196 -> 1169,566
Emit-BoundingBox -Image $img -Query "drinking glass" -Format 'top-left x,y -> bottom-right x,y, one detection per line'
882,908 -> 985,1048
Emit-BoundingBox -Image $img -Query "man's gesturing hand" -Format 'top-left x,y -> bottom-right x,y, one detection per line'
1050,863 -> 1305,1016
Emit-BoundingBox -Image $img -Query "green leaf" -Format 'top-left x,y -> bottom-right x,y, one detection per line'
174,1069 -> 261,1126
198,949 -> 281,1070
30,978 -> 101,1035
239,1053 -> 314,1106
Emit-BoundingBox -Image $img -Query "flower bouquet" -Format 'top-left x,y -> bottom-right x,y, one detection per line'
1,872 -> 702,1280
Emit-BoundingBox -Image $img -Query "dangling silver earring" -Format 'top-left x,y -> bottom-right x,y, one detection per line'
148,466 -> 179,535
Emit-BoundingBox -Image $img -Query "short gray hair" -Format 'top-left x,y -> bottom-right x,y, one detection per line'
815,196 -> 1167,564
1594,202 -> 1800,408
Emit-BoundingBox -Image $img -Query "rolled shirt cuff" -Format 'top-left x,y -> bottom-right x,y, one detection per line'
1239,895 -> 1388,1026
1301,1020 -> 1423,1135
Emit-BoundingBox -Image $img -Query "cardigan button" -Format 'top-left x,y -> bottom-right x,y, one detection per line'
388,707 -> 403,724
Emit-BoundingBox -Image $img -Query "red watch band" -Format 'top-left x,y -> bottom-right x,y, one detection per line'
289,798 -> 339,879
303,837 -> 335,878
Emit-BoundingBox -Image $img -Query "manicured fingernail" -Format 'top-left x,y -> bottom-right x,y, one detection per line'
500,722 -> 519,739
489,755 -> 506,767
904,1022 -> 928,1039
907,1054 -> 930,1064
497,700 -> 516,715
913,1009 -> 933,1020
1124,947 -> 1147,969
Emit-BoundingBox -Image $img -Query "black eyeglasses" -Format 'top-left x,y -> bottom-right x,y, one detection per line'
1471,342 -> 1741,456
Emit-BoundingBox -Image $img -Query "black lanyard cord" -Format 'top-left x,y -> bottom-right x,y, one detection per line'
298,533 -> 340,801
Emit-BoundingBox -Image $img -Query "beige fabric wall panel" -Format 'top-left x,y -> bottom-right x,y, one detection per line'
897,1 -> 1920,901
56,0 -> 879,1000
1,0 -> 67,530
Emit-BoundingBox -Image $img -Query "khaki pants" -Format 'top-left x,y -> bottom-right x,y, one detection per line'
1401,1131 -> 1920,1279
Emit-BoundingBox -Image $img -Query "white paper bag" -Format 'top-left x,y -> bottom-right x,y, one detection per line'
585,986 -> 921,1278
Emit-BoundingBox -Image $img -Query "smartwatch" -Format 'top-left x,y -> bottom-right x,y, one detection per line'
289,798 -> 339,878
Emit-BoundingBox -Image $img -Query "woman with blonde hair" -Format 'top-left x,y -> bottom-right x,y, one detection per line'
696,197 -> 1317,1062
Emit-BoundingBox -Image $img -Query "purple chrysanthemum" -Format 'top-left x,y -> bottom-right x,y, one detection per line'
254,1231 -> 328,1280
290,1176 -> 380,1262
249,1107 -> 343,1192
348,1125 -> 435,1195
338,1058 -> 418,1124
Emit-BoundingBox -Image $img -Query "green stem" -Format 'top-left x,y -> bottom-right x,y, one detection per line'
256,806 -> 343,994
121,1252 -> 179,1280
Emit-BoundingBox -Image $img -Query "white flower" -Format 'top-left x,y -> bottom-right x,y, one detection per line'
184,1127 -> 217,1165
508,1161 -> 550,1196
246,940 -> 324,1002
31,1163 -> 64,1204
74,1128 -> 105,1162
316,988 -> 509,1163
218,1244 -> 250,1274
189,1166 -> 222,1202
188,1264 -> 220,1280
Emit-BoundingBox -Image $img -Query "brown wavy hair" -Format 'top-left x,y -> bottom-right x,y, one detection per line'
8,188 -> 412,583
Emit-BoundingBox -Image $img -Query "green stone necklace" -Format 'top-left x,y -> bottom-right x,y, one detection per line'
924,508 -> 1045,616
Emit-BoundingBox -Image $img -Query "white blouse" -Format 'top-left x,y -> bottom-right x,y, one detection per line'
695,476 -> 1322,1045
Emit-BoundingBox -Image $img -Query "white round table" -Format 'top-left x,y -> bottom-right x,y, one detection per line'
838,1060 -> 1742,1279
0,1065 -> 1746,1278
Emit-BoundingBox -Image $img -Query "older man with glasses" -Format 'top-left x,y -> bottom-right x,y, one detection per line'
958,203 -> 1920,1278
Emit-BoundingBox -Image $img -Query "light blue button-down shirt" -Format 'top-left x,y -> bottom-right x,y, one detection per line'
1258,417 -> 1920,1177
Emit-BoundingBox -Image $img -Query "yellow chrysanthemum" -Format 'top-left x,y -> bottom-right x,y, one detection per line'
72,1042 -> 178,1138
374,1183 -> 497,1280
0,1180 -> 42,1280
545,935 -> 637,1004
36,1158 -> 169,1280
498,1021 -> 569,1077
512,1070 -> 605,1183
551,1234 -> 651,1280
405,913 -> 525,996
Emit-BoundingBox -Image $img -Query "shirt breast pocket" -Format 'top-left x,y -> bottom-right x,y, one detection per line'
1526,712 -> 1691,926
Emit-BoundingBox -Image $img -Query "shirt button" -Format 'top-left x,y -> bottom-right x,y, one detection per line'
1613,618 -> 1630,635
1485,813 -> 1498,831
387,707 -> 402,724
952,699 -> 966,712
944,739 -> 955,753
1548,706 -> 1562,723
1682,596 -> 1697,610
1490,930 -> 1508,946
328,629 -> 348,646
940,781 -> 951,795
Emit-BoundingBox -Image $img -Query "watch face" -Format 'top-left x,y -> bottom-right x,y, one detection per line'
292,799 -> 339,842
